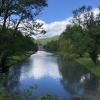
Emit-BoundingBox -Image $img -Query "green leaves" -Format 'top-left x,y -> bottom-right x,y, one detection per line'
60,5 -> 100,63
0,0 -> 47,30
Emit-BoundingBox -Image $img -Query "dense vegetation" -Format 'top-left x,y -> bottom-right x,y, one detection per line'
0,29 -> 38,70
0,1 -> 100,99
0,0 -> 47,71
36,35 -> 59,45
45,5 -> 100,65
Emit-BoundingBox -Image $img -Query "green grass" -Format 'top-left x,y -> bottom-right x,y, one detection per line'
7,51 -> 33,66
77,57 -> 100,78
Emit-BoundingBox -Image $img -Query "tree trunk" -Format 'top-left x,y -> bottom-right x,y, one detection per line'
2,0 -> 10,29
0,50 -> 9,72
15,20 -> 21,30
15,16 -> 23,30
89,48 -> 98,64
2,9 -> 9,29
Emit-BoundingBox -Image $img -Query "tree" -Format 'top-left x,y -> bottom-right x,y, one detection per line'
45,40 -> 59,52
61,25 -> 88,58
61,6 -> 100,64
19,21 -> 46,37
0,0 -> 47,29
0,0 -> 47,70
0,29 -> 37,70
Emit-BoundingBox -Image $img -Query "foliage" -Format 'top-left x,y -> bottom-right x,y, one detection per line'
71,5 -> 100,63
0,0 -> 47,69
0,29 -> 37,68
45,5 -> 100,65
35,35 -> 59,45
60,25 -> 89,57
0,0 -> 47,31
45,40 -> 59,52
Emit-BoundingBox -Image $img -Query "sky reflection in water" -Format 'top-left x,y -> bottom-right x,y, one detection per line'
19,51 -> 70,99
4,51 -> 100,100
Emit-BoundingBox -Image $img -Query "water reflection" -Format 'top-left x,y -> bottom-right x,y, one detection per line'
58,57 -> 100,100
18,51 -> 70,99
59,60 -> 86,96
0,51 -> 100,100
20,51 -> 62,80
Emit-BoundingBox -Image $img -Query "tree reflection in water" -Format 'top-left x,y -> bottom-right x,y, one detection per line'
58,56 -> 100,100
0,65 -> 21,95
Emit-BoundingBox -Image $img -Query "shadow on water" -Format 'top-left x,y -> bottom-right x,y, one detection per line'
0,51 -> 100,100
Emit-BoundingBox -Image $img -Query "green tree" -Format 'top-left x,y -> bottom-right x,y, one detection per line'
0,29 -> 37,69
61,25 -> 89,57
0,0 -> 47,29
0,0 -> 47,70
61,6 -> 100,64
45,40 -> 59,52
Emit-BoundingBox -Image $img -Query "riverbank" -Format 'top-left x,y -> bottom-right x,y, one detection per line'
6,51 -> 34,67
57,51 -> 100,78
77,57 -> 100,78
49,51 -> 100,78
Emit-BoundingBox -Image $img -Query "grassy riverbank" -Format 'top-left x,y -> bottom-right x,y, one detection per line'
6,51 -> 33,66
77,57 -> 100,78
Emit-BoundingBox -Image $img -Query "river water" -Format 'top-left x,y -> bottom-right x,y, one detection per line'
0,51 -> 100,100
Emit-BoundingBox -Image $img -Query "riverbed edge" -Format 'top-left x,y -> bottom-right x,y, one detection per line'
77,57 -> 100,78
6,51 -> 34,67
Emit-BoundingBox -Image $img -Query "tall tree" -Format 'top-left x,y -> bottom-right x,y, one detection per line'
0,0 -> 47,69
62,6 -> 100,64
0,0 -> 47,29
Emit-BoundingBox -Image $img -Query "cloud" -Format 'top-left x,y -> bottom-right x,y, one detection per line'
34,17 -> 72,39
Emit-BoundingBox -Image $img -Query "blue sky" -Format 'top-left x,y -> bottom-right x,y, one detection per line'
38,0 -> 99,23
34,0 -> 99,38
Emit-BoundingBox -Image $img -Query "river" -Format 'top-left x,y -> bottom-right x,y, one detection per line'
0,51 -> 100,100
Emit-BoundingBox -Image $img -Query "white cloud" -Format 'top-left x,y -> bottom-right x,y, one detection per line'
34,17 -> 72,39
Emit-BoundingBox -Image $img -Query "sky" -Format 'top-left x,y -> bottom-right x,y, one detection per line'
34,0 -> 99,38
38,0 -> 99,23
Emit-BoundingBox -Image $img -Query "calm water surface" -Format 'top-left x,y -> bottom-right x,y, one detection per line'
0,51 -> 100,100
